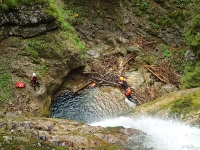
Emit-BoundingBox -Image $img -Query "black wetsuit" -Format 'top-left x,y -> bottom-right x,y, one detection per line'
125,88 -> 139,105
118,80 -> 128,90
127,97 -> 139,105
31,77 -> 40,90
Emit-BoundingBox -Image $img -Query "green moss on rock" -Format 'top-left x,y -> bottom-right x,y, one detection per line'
0,134 -> 67,150
130,88 -> 200,126
169,92 -> 200,120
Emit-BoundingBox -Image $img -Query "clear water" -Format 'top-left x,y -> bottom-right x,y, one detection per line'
90,116 -> 200,150
51,86 -> 132,123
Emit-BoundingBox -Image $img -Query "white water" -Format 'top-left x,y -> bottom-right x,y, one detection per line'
90,116 -> 200,150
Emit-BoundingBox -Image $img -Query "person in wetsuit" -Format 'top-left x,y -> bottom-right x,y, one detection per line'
117,75 -> 128,90
125,87 -> 139,105
31,73 -> 40,90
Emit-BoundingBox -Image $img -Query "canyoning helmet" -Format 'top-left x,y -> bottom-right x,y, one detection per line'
119,77 -> 124,81
32,73 -> 36,77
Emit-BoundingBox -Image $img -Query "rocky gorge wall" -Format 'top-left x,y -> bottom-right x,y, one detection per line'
0,3 -> 85,117
0,3 -> 58,40
69,0 -> 186,49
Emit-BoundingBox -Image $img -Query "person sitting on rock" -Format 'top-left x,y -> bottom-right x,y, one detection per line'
31,73 -> 40,90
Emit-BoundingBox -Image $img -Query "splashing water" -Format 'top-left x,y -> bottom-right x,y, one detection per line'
90,116 -> 200,150
51,87 -> 200,150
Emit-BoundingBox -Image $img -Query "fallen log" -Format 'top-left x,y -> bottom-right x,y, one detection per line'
122,56 -> 134,67
118,57 -> 134,74
144,65 -> 172,85
73,81 -> 93,94
83,72 -> 99,74
142,41 -> 157,46
91,77 -> 119,86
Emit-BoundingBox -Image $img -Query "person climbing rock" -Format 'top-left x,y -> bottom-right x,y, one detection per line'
117,74 -> 128,90
125,87 -> 139,105
31,73 -> 40,90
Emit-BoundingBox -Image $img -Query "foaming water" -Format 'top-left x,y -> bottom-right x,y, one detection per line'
90,116 -> 200,150
51,87 -> 132,123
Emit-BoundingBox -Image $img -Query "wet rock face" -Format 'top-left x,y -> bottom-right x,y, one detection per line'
0,4 -> 58,40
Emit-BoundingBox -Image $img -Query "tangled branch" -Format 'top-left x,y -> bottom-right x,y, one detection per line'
144,61 -> 180,86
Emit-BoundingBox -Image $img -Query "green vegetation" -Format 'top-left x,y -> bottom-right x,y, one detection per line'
0,0 -> 85,53
160,44 -> 187,73
0,59 -> 12,102
0,133 -> 121,150
134,0 -> 194,27
64,0 -> 122,31
0,134 -> 67,150
103,127 -> 122,134
150,22 -> 160,29
185,14 -> 200,52
139,0 -> 149,11
130,88 -> 200,126
96,146 -> 121,150
161,44 -> 174,58
34,65 -> 49,78
169,92 -> 200,119
45,0 -> 85,53
180,61 -> 200,88
20,38 -> 43,65
130,0 -> 200,37
180,1 -> 200,88
169,97 -> 193,118
0,0 -> 48,10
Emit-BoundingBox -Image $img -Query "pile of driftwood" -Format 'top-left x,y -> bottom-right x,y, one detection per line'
78,38 -> 180,104
144,61 -> 180,86
84,57 -> 180,104
84,55 -> 134,87
134,61 -> 180,104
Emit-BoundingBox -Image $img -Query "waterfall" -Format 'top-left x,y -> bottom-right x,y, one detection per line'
90,116 -> 200,150
51,86 -> 200,150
